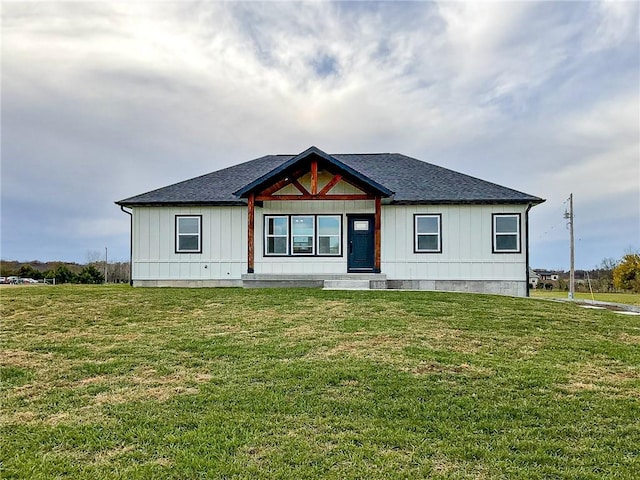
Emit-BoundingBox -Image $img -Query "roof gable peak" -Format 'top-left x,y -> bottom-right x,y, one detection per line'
233,146 -> 394,198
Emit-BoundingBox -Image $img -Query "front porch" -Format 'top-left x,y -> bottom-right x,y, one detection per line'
233,147 -> 394,277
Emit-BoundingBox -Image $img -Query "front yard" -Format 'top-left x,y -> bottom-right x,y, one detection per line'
1,285 -> 639,479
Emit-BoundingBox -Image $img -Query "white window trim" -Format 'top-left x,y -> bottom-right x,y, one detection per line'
291,215 -> 315,256
414,214 -> 442,253
265,215 -> 289,256
175,215 -> 202,254
317,215 -> 342,256
493,213 -> 521,253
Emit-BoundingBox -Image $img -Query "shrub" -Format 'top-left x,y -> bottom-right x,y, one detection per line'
613,252 -> 640,293
76,265 -> 104,284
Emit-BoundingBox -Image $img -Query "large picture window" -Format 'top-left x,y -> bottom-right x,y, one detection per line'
176,215 -> 202,253
493,213 -> 521,253
264,215 -> 342,256
414,214 -> 442,253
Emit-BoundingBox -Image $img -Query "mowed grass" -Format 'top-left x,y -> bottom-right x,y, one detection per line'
1,286 -> 639,479
531,290 -> 640,306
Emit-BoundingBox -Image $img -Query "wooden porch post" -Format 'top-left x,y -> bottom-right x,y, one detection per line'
310,160 -> 318,195
247,193 -> 255,273
374,196 -> 381,273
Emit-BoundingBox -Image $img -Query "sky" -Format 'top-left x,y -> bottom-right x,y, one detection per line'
1,1 -> 639,270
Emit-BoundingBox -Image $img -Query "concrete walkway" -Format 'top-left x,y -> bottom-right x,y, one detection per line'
539,297 -> 640,314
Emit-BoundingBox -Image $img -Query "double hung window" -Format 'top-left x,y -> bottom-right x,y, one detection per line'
291,216 -> 314,254
176,215 -> 202,253
265,216 -> 288,255
493,214 -> 521,253
317,216 -> 341,255
414,214 -> 442,253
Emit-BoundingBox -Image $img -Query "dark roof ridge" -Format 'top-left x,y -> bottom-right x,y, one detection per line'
274,152 -> 396,156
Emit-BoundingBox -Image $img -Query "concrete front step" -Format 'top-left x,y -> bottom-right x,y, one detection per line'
323,279 -> 372,290
242,273 -> 386,281
241,273 -> 387,289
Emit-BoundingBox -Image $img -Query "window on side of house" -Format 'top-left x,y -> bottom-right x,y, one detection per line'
265,216 -> 289,255
291,215 -> 315,255
176,215 -> 202,253
414,214 -> 442,253
493,213 -> 521,253
317,215 -> 341,255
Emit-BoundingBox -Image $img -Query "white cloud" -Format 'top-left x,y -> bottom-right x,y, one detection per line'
1,1 -> 638,266
588,0 -> 640,52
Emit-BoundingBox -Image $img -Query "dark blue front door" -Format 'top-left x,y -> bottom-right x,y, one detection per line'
347,215 -> 375,272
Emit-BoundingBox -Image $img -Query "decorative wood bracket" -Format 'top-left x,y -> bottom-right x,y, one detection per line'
254,164 -> 375,202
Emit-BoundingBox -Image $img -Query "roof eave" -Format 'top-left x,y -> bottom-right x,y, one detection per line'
115,200 -> 247,207
116,197 -> 545,208
388,198 -> 545,206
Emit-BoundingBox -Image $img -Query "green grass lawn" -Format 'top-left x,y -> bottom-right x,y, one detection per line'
1,285 -> 639,479
531,290 -> 640,306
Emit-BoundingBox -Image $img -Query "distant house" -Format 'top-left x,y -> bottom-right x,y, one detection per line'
116,146 -> 545,296
534,270 -> 559,281
528,268 -> 541,288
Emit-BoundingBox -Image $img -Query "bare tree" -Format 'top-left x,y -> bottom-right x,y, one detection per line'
85,250 -> 103,264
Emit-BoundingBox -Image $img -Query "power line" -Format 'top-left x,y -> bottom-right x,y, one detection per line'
534,198 -> 569,241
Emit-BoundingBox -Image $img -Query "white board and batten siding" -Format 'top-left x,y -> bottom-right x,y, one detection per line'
132,206 -> 246,286
131,201 -> 529,295
382,204 -> 529,296
382,204 -> 528,279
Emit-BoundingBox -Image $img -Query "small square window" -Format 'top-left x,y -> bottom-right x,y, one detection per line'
353,220 -> 369,231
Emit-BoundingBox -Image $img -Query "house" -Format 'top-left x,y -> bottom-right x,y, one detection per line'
534,269 -> 559,281
528,268 -> 540,289
116,146 -> 545,296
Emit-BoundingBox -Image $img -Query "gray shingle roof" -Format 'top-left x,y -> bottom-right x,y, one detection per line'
116,150 -> 544,206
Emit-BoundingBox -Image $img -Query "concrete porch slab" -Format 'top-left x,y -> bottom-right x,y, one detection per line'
241,273 -> 387,289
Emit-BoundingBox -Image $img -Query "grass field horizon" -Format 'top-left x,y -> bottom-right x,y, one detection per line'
2,285 -> 639,479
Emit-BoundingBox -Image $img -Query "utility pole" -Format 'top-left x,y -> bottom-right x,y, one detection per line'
564,194 -> 575,299
104,247 -> 108,284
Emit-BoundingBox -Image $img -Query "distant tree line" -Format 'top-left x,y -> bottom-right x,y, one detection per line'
588,253 -> 640,293
536,251 -> 640,294
1,260 -> 130,285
